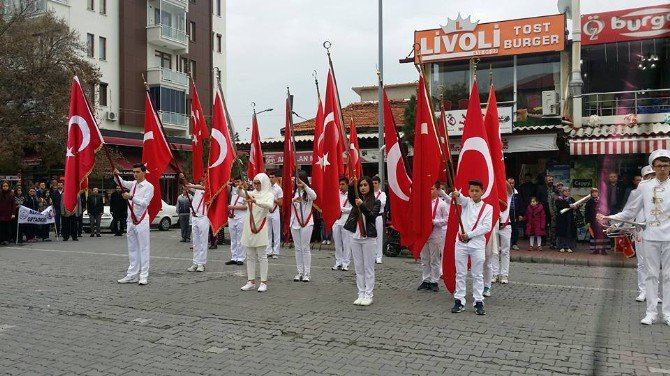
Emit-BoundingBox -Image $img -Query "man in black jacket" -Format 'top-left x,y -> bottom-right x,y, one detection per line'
51,181 -> 63,236
87,187 -> 105,237
507,178 -> 524,250
23,188 -> 40,242
109,185 -> 126,236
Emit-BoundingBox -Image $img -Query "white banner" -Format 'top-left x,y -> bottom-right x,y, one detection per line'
18,205 -> 55,224
436,106 -> 514,136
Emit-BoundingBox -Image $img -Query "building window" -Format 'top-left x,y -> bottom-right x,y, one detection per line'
178,57 -> 189,74
86,33 -> 95,58
99,83 -> 108,106
98,36 -> 106,60
85,83 -> 95,106
216,68 -> 222,85
87,0 -> 94,11
155,50 -> 172,69
216,34 -> 222,53
189,60 -> 197,77
149,86 -> 187,114
99,0 -> 106,15
188,21 -> 196,42
216,0 -> 221,16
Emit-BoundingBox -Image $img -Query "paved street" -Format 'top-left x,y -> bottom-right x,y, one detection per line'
0,230 -> 668,376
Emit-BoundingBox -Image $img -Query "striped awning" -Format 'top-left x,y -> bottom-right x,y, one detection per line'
569,136 -> 669,155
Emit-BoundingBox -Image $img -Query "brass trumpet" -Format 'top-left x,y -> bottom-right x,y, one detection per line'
602,217 -> 646,239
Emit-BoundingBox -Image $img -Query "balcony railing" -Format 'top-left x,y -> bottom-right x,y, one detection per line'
162,0 -> 187,9
580,89 -> 670,117
147,67 -> 189,88
158,24 -> 187,44
159,111 -> 188,127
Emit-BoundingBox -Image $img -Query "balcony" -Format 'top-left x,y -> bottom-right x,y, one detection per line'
580,88 -> 670,125
159,111 -> 188,129
162,0 -> 188,10
146,67 -> 189,91
147,24 -> 188,54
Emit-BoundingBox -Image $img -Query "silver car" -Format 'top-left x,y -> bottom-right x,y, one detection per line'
82,200 -> 179,232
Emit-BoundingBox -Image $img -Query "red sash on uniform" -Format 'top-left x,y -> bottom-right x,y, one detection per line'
293,203 -> 313,228
470,203 -> 487,232
432,198 -> 439,219
228,196 -> 241,218
129,183 -> 148,226
249,202 -> 267,234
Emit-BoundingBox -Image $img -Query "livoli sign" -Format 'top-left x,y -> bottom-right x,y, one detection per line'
582,5 -> 670,45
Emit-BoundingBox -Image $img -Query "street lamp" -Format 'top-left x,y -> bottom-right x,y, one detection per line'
256,108 -> 273,115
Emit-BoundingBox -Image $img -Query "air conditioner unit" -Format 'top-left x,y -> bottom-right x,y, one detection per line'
542,91 -> 559,116
106,111 -> 118,121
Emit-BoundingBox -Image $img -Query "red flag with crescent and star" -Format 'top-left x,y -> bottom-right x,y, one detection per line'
484,85 -> 508,212
407,74 -> 441,259
63,76 -> 103,213
347,118 -> 362,180
383,88 -> 412,246
190,81 -> 209,183
281,96 -> 296,240
437,109 -> 449,183
442,81 -> 498,293
207,92 -> 234,233
247,112 -> 265,179
142,92 -> 173,222
320,70 -> 343,233
310,96 -> 325,207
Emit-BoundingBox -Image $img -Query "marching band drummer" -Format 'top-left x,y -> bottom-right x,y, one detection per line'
601,150 -> 670,326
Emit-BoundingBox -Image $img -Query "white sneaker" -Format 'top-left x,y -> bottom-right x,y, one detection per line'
331,265 -> 341,271
138,277 -> 148,285
117,276 -> 138,284
326,240 -> 331,245
241,282 -> 256,291
271,254 -> 279,259
566,248 -> 573,253
636,293 -> 646,302
302,276 -> 310,282
359,297 -> 373,306
196,264 -> 205,272
375,258 -> 382,264
257,283 -> 267,292
663,316 -> 670,326
321,240 -> 327,245
559,248 -> 565,253
641,314 -> 657,325
512,245 -> 519,250
491,275 -> 498,283
187,264 -> 198,272
342,265 -> 349,271
293,274 -> 303,282
500,276 -> 509,284
353,298 -> 363,305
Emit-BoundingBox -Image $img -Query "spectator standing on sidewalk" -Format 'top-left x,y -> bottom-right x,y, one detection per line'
110,186 -> 126,236
536,175 -> 558,249
555,187 -> 577,253
525,197 -> 546,251
585,188 -> 609,255
176,187 -> 192,242
0,181 -> 15,245
87,187 -> 104,237
507,178 -> 523,250
37,189 -> 53,241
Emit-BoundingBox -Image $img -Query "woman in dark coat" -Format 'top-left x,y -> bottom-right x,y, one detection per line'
584,188 -> 610,255
0,181 -> 15,245
555,187 -> 577,253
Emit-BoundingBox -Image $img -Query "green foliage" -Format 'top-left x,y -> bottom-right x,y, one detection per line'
402,94 -> 417,147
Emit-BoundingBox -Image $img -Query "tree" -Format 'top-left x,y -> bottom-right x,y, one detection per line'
402,94 -> 417,147
0,5 -> 100,172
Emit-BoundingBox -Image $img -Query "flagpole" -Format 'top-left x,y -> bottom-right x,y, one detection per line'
286,86 -> 306,225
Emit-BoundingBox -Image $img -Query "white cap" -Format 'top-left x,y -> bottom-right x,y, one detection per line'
641,165 -> 653,176
649,149 -> 670,166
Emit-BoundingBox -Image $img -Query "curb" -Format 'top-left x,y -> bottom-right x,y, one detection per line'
511,254 -> 636,268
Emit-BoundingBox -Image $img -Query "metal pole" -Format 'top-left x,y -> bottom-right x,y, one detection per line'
377,0 -> 384,186
570,0 -> 584,128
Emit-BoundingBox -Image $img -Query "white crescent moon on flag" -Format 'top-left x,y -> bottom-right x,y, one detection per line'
68,115 -> 91,152
143,131 -> 154,143
457,136 -> 494,199
387,143 -> 410,201
209,128 -> 228,168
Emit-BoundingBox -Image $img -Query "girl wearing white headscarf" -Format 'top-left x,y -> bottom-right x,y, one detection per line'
240,173 -> 275,292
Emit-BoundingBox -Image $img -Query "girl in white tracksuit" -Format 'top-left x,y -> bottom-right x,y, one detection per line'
291,170 -> 317,282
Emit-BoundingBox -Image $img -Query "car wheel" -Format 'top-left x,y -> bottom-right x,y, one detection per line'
158,217 -> 171,231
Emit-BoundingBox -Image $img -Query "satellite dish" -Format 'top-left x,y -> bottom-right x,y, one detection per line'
558,0 -> 572,19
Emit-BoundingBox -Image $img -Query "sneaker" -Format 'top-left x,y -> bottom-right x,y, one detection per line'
566,248 -> 573,253
117,276 -> 139,284
224,260 -> 237,265
640,314 -> 657,325
474,301 -> 486,315
342,265 -> 349,271
430,283 -> 439,292
196,264 -> 205,272
559,248 -> 565,253
187,264 -> 198,272
271,254 -> 279,259
257,283 -> 267,292
326,240 -> 331,245
511,245 -> 519,250
332,265 -> 342,271
500,276 -> 509,284
236,261 -> 244,266
321,240 -> 327,245
359,297 -> 373,306
375,258 -> 382,264
491,275 -> 498,283
417,281 -> 428,291
302,276 -> 310,282
293,274 -> 303,282
241,281 -> 256,291
663,316 -> 670,326
537,246 -> 542,251
353,297 -> 363,305
636,293 -> 646,302
483,287 -> 491,297
138,277 -> 148,285
451,300 -> 464,313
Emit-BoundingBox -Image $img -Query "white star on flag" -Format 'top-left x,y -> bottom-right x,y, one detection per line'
318,152 -> 330,170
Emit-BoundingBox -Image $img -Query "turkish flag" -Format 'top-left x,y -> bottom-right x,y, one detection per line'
207,91 -> 235,234
442,82 -> 498,293
320,70 -> 343,233
190,81 -> 209,183
281,96 -> 296,240
142,92 -> 173,223
323,69 -> 346,178
407,74 -> 441,259
484,86 -> 508,212
247,112 -> 265,178
311,97 -> 325,207
437,110 -> 449,183
347,118 -> 362,180
63,76 -> 103,213
382,88 -> 412,244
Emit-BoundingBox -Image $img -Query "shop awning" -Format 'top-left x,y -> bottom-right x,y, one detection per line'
569,136 -> 669,156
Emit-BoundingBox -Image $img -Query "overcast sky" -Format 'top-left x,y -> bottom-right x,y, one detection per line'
226,0 -> 664,141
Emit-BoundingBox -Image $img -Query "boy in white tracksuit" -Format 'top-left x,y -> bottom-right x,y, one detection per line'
266,172 -> 283,258
225,178 -> 247,265
418,182 -> 449,292
372,176 -> 386,264
185,179 -> 209,272
450,180 -> 493,315
332,177 -> 353,271
291,171 -> 317,282
492,181 -> 515,285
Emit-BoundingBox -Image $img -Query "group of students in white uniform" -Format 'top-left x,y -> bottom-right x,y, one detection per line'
110,149 -> 670,324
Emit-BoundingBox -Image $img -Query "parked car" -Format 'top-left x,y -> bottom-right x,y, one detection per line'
82,200 -> 179,232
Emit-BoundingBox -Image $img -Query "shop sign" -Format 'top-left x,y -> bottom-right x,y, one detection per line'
265,151 -> 314,165
448,133 -> 557,155
438,106 -> 514,136
414,14 -> 565,63
582,5 -> 670,45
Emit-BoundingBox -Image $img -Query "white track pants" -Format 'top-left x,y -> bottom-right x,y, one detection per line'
351,237 -> 376,299
374,216 -> 383,260
454,242 -> 485,305
125,219 -> 150,279
191,216 -> 209,266
229,218 -> 246,262
332,224 -> 352,268
291,226 -> 313,278
265,212 -> 281,255
421,237 -> 443,283
246,246 -> 268,282
643,241 -> 670,319
635,240 -> 647,294
492,226 -> 511,277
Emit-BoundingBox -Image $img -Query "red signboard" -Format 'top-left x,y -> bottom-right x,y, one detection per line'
582,5 -> 670,45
